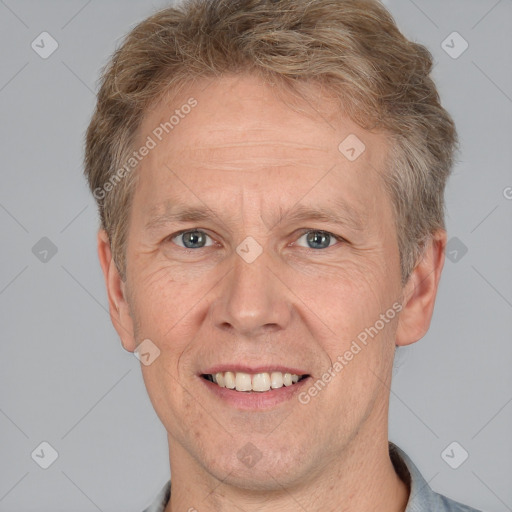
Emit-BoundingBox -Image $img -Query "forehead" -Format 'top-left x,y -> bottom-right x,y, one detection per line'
138,73 -> 388,155
133,74 -> 392,221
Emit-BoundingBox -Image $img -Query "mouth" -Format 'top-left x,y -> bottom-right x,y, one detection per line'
201,371 -> 309,392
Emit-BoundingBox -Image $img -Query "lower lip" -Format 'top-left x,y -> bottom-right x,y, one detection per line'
199,376 -> 311,410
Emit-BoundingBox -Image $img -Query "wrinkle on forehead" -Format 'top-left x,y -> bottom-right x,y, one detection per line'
181,140 -> 329,151
172,161 -> 326,172
168,136 -> 335,173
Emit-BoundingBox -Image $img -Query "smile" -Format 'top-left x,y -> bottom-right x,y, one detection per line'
202,371 -> 309,392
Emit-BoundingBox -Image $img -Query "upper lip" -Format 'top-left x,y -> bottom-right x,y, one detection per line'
201,365 -> 309,375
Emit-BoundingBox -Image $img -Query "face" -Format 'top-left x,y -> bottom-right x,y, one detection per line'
100,74 -> 441,492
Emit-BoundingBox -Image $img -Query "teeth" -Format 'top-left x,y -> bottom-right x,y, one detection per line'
270,371 -> 283,389
206,371 -> 304,392
224,371 -> 236,389
235,372 -> 252,391
252,373 -> 271,392
215,372 -> 225,387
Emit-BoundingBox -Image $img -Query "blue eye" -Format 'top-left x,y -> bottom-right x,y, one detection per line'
171,230 -> 214,249
296,230 -> 339,249
168,229 -> 342,251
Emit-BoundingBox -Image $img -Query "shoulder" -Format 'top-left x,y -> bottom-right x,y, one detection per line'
435,492 -> 483,512
389,443 -> 483,512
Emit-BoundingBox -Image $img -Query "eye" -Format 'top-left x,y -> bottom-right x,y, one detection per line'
170,229 -> 214,249
295,230 -> 341,250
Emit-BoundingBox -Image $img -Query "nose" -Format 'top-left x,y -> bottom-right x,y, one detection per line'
210,250 -> 292,338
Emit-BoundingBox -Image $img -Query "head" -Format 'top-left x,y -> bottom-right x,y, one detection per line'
85,0 -> 456,493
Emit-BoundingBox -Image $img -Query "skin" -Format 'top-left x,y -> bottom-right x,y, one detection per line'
98,74 -> 446,511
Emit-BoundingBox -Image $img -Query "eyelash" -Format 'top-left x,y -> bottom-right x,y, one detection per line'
167,228 -> 346,251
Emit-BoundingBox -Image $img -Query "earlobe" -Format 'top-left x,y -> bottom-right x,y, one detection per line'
97,230 -> 137,352
395,230 -> 446,347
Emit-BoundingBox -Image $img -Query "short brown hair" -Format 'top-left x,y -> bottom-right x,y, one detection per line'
84,0 -> 457,283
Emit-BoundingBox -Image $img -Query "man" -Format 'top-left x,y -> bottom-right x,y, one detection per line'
84,0 -> 481,510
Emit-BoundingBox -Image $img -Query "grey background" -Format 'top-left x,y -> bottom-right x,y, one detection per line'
0,0 -> 511,510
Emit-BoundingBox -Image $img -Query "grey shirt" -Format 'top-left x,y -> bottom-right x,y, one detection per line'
142,443 -> 481,511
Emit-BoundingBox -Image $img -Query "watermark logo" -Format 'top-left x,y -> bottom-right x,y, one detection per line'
298,302 -> 402,405
93,97 -> 198,202
236,236 -> 263,264
31,32 -> 58,59
338,134 -> 366,162
237,442 -> 263,468
441,32 -> 469,59
32,237 -> 58,263
441,441 -> 469,469
31,441 -> 59,469
134,339 -> 161,366
445,236 -> 468,263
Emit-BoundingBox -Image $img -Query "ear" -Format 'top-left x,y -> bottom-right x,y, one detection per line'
97,229 -> 137,352
395,230 -> 446,346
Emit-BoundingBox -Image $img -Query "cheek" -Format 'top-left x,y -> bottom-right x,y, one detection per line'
293,255 -> 393,328
292,255 -> 400,381
140,360 -> 206,447
129,263 -> 206,338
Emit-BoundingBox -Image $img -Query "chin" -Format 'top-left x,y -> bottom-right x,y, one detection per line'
199,436 -> 316,492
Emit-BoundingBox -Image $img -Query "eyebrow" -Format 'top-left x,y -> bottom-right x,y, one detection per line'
144,206 -> 217,232
274,203 -> 365,232
144,202 -> 365,233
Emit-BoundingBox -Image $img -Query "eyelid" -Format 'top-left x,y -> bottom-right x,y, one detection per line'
168,228 -> 216,248
292,228 -> 345,249
165,227 -> 346,249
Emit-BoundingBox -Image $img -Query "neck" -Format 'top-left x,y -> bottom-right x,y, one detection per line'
165,430 -> 409,512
